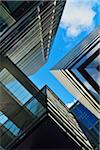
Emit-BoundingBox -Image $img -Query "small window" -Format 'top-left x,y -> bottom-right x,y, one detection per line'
0,112 -> 8,124
4,120 -> 20,136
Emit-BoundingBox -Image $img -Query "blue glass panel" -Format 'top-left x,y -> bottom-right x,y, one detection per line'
4,120 -> 20,136
26,98 -> 45,116
0,112 -> 8,124
77,104 -> 97,123
72,103 -> 98,129
1,69 -> 32,104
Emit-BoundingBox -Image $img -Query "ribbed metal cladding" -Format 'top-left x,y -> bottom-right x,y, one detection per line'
40,86 -> 92,150
0,0 -> 66,76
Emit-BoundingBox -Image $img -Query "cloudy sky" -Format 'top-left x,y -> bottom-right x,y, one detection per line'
30,0 -> 99,108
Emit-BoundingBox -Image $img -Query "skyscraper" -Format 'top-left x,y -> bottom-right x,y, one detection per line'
70,102 -> 99,150
0,0 -> 65,75
0,1 -> 97,149
0,1 -> 66,149
51,27 -> 100,118
0,86 -> 92,149
0,0 -> 66,132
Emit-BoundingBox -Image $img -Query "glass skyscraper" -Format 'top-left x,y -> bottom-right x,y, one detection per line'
70,102 -> 99,150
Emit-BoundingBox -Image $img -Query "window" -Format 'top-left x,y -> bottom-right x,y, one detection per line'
0,112 -> 8,124
26,98 -> 45,117
71,104 -> 98,129
4,1 -> 24,12
4,120 -> 20,136
0,112 -> 20,136
0,69 -> 32,104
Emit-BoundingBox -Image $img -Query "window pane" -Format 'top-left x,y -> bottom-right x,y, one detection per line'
0,17 -> 8,32
0,68 -> 32,104
26,98 -> 45,117
4,1 -> 23,12
0,112 -> 8,124
0,112 -> 21,136
4,120 -> 20,136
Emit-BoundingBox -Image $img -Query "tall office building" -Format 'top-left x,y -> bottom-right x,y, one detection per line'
0,1 -> 67,149
0,1 -> 95,149
70,102 -> 99,150
0,85 -> 92,149
0,0 -> 65,75
51,27 -> 100,118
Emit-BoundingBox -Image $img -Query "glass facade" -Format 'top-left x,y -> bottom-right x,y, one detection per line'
0,68 -> 32,104
0,69 -> 46,149
0,88 -> 46,148
26,97 -> 46,117
71,103 -> 97,129
3,1 -> 24,12
0,83 -> 92,149
0,3 -> 16,35
70,102 -> 99,149
3,118 -> 20,136
0,112 -> 21,148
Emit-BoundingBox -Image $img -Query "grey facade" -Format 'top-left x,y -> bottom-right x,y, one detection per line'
0,1 -> 68,149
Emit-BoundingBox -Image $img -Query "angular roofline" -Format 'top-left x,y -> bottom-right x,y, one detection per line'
51,27 -> 100,70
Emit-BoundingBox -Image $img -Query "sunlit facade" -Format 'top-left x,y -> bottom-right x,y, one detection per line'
51,27 -> 100,119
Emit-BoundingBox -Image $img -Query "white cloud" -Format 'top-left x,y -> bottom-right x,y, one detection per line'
60,0 -> 97,37
66,99 -> 77,108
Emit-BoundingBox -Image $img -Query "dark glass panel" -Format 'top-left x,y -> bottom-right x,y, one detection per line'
0,17 -> 8,32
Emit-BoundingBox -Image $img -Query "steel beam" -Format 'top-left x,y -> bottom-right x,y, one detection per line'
0,84 -> 35,130
0,55 -> 46,107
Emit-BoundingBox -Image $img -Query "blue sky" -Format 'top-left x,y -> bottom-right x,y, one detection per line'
30,0 -> 99,107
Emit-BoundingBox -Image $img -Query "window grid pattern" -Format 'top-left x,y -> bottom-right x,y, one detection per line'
71,103 -> 98,129
0,112 -> 21,136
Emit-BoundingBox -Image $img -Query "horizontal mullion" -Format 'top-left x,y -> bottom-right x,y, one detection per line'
18,52 -> 43,73
8,32 -> 41,61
